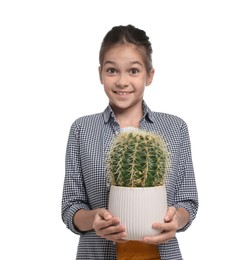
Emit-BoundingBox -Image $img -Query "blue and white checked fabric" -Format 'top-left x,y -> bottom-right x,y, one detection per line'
61,101 -> 198,260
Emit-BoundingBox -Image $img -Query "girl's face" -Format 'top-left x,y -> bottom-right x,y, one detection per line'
99,44 -> 154,113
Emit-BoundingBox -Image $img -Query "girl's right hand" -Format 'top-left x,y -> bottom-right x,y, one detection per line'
93,208 -> 127,243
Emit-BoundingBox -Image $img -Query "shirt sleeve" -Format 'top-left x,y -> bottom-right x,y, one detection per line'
173,120 -> 199,232
61,120 -> 90,235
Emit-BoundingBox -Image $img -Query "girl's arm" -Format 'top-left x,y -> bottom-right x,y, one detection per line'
73,208 -> 100,231
73,208 -> 127,242
143,207 -> 189,244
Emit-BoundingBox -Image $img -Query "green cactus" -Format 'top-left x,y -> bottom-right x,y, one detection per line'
107,129 -> 169,187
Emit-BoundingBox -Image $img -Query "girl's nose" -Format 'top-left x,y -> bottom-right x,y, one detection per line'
116,81 -> 129,88
115,74 -> 129,88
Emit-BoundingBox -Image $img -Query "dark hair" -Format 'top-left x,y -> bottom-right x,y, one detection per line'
99,25 -> 153,73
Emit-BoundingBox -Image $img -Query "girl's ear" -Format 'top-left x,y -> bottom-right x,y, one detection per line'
146,68 -> 155,86
98,66 -> 103,84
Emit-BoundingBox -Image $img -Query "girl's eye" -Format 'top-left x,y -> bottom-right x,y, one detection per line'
129,68 -> 140,75
106,68 -> 117,74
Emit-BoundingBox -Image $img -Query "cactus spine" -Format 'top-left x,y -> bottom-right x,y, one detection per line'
107,129 -> 169,187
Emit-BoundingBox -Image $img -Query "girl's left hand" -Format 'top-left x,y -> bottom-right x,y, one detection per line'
142,207 -> 179,245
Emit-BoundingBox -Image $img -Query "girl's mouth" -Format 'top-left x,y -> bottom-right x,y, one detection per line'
114,91 -> 132,95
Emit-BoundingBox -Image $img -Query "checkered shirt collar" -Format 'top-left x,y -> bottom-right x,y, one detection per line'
102,100 -> 154,124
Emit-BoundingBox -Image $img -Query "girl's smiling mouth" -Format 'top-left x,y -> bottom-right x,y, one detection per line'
114,91 -> 132,95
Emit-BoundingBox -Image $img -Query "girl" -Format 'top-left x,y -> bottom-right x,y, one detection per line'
61,24 -> 198,260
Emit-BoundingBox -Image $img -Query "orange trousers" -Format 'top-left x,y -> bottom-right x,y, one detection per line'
117,241 -> 160,260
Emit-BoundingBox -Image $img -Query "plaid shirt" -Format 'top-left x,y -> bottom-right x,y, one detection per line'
61,101 -> 198,260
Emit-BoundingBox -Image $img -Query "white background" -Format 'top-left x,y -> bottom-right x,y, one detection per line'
1,0 -> 251,259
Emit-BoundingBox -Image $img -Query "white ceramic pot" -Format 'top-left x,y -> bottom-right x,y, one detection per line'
108,185 -> 167,240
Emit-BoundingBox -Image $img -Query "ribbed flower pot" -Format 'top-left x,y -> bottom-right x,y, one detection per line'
108,185 -> 167,240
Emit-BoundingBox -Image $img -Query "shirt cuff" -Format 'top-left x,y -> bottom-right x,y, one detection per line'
173,202 -> 197,232
64,204 -> 91,235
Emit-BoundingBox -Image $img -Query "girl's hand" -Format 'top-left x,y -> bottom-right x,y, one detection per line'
93,208 -> 127,243
142,207 -> 186,245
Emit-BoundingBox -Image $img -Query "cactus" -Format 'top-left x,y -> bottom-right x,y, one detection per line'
107,129 -> 169,187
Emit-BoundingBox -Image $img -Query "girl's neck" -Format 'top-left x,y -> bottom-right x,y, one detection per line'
117,118 -> 140,128
112,105 -> 143,129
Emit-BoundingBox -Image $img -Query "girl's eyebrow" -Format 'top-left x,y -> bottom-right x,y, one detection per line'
103,60 -> 144,67
103,61 -> 116,66
130,61 -> 144,67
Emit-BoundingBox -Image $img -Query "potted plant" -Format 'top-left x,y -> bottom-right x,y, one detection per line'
107,129 -> 170,240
